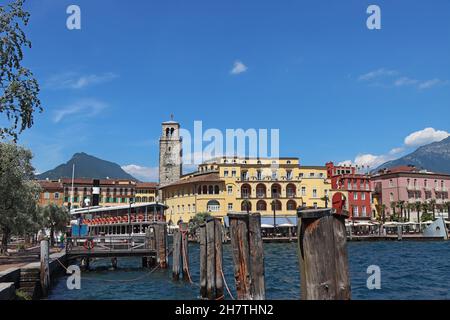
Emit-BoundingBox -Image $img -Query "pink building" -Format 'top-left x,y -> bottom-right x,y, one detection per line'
371,166 -> 450,221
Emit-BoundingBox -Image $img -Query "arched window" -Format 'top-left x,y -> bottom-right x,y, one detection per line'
208,185 -> 214,194
241,184 -> 251,198
287,200 -> 297,211
256,200 -> 267,211
170,127 -> 174,136
198,186 -> 202,194
241,201 -> 252,212
271,184 -> 281,198
214,185 -> 220,194
286,184 -> 296,198
207,200 -> 220,212
256,184 -> 266,198
203,185 -> 208,194
271,200 -> 282,211
166,128 -> 170,137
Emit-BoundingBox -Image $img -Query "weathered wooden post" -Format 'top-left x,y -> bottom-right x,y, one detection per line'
154,222 -> 168,268
297,208 -> 351,300
397,223 -> 403,241
228,212 -> 265,300
40,239 -> 50,297
199,223 -> 207,298
214,218 -> 224,299
199,218 -> 224,300
180,223 -> 190,281
172,229 -> 182,280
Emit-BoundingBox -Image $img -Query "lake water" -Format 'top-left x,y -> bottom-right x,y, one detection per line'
47,241 -> 450,300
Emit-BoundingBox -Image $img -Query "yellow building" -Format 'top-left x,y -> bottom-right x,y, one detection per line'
135,182 -> 157,203
160,157 -> 334,223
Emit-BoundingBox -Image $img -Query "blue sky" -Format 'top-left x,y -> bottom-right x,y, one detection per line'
7,0 -> 450,180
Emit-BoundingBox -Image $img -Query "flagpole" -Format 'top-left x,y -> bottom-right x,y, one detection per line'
71,164 -> 75,210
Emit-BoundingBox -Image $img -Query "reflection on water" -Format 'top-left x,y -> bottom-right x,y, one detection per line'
48,242 -> 450,300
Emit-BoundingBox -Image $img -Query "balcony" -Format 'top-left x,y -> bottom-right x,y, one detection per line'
287,192 -> 296,199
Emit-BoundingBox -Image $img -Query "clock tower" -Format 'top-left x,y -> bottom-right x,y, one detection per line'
159,117 -> 182,188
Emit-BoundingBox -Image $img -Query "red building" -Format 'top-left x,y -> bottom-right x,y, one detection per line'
326,162 -> 373,220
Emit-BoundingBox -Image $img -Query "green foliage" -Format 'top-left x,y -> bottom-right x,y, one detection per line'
0,0 -> 41,141
421,212 -> 433,222
188,212 -> 211,234
38,204 -> 70,245
0,142 -> 40,254
15,289 -> 31,300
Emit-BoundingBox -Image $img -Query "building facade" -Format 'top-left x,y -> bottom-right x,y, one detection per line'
371,166 -> 450,221
326,162 -> 373,220
37,179 -> 157,209
38,180 -> 64,207
160,157 -> 334,223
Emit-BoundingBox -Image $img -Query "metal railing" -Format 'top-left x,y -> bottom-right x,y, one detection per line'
66,235 -> 152,254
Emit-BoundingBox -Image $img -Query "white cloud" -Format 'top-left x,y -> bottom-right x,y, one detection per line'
418,79 -> 445,90
338,160 -> 353,166
394,77 -> 418,87
230,60 -> 248,75
404,127 -> 449,147
359,69 -> 447,90
122,165 -> 159,182
358,68 -> 398,81
53,98 -> 108,123
46,72 -> 118,90
341,127 -> 449,169
389,147 -> 405,155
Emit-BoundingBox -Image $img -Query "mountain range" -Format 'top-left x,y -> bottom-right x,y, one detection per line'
36,152 -> 138,181
375,137 -> 450,173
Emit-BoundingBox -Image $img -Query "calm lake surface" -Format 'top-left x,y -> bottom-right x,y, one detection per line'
48,241 -> 450,300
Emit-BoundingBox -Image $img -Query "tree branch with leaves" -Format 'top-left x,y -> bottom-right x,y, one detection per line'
1,0 -> 41,141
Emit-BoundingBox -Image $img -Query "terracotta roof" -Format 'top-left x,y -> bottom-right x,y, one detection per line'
160,172 -> 222,188
136,182 -> 158,188
37,180 -> 63,190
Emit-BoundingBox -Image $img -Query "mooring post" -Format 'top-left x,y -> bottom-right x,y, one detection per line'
40,239 -> 50,297
145,225 -> 157,267
206,218 -> 216,299
397,224 -> 403,241
199,223 -> 207,299
297,208 -> 351,300
228,212 -> 265,300
180,223 -> 190,282
155,222 -> 168,269
172,229 -> 181,280
111,257 -> 118,270
199,218 -> 224,300
214,219 -> 224,299
248,214 -> 265,299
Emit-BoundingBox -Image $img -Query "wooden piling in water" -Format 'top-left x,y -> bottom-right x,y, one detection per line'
297,208 -> 351,300
214,218 -> 224,299
228,212 -> 265,300
199,218 -> 224,300
172,229 -> 182,280
144,225 -> 157,268
154,222 -> 168,269
180,223 -> 190,282
199,223 -> 207,298
40,240 -> 50,297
